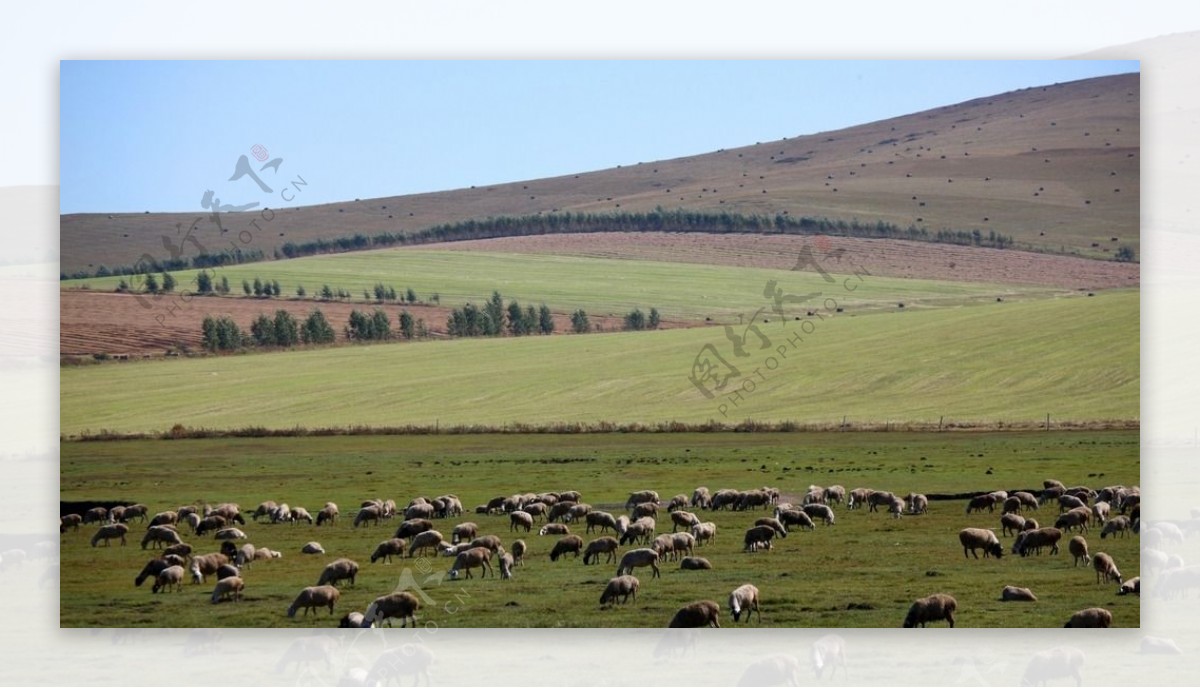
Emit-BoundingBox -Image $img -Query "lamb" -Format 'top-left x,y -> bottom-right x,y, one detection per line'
907,493 -> 929,515
510,539 -> 526,566
285,585 -> 341,618
59,514 -> 82,533
1100,515 -> 1132,539
549,535 -> 584,561
353,505 -> 382,528
1021,647 -> 1084,686
743,525 -> 780,553
1068,536 -> 1090,567
407,530 -> 444,558
582,536 -> 619,565
370,538 -> 407,564
1091,552 -> 1122,584
668,600 -> 721,628
1118,577 -> 1140,596
802,504 -> 836,525
1064,607 -> 1113,628
902,593 -> 957,628
451,522 -> 478,544
1001,513 -> 1027,536
729,584 -> 761,623
90,523 -> 129,547
585,510 -> 618,534
616,548 -> 661,579
394,518 -> 434,539
1013,527 -> 1062,557
140,525 -> 182,549
670,510 -> 700,532
448,546 -> 493,579
211,576 -> 244,604
1000,585 -> 1037,601
498,551 -> 515,579
188,553 -> 230,584
680,557 -> 712,570
301,541 -> 325,555
958,528 -> 1004,559
318,558 -> 360,587
600,575 -> 639,605
509,511 -> 533,532
361,591 -> 420,627
776,510 -> 815,531
152,565 -> 185,594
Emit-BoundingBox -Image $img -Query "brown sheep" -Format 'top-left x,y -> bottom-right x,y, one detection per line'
585,510 -> 618,534
1064,607 -> 1113,628
1092,552 -> 1122,584
1013,527 -> 1062,557
394,518 -> 434,539
670,510 -> 700,532
1001,512 -> 1026,536
370,538 -> 407,564
1068,535 -> 1090,567
903,593 -> 957,628
468,535 -> 502,553
287,585 -> 341,617
582,536 -> 619,565
600,575 -> 640,605
509,511 -> 533,533
407,530 -> 444,558
90,523 -> 129,547
451,522 -> 478,544
511,539 -> 527,566
1000,585 -> 1037,602
210,575 -> 244,604
616,548 -> 661,579
680,557 -> 712,570
549,535 -> 584,561
362,592 -> 420,628
669,600 -> 721,628
448,546 -> 493,579
1055,507 -> 1091,534
958,528 -> 1003,559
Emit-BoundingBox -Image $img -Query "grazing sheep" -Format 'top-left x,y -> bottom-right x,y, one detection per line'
361,592 -> 420,628
232,543 -> 256,568
511,539 -> 526,566
583,537 -> 619,565
802,504 -> 836,525
959,528 -> 1004,559
625,490 -> 660,510
1091,552 -> 1122,584
162,543 -> 193,559
966,494 -> 997,514
521,502 -> 548,520
213,527 -> 247,541
585,510 -> 618,534
90,523 -> 129,547
468,534 -> 502,553
709,489 -> 742,511
120,504 -> 149,523
499,551 -> 514,579
566,504 -> 593,522
672,532 -> 696,559
737,490 -> 772,511
181,513 -> 201,534
140,526 -> 182,549
1001,513 -> 1027,536
1040,485 -> 1066,504
632,502 -> 659,520
902,593 -> 957,628
803,487 -> 826,506
1013,528 -> 1062,557
152,565 -> 185,594
394,518 -> 434,539
617,548 -> 661,579
824,485 -> 847,507
317,558 -> 360,588
620,521 -> 653,546
811,634 -> 849,680
1000,586 -> 1038,602
691,487 -> 712,509
777,510 -> 815,532
211,576 -> 244,604
353,505 -> 382,529
691,521 -> 718,547
316,503 -> 339,526
729,584 -> 761,623
680,557 -> 712,570
1100,515 -> 1132,539
370,538 -> 407,564
287,585 -> 341,618
404,503 -> 435,521
600,575 -> 640,605
290,507 -> 314,525
558,490 -> 583,503
1022,518 -> 1040,531
1021,647 -> 1084,686
270,503 -> 292,524
549,535 -> 584,562
546,501 -> 576,522
451,522 -> 478,544
1058,495 -> 1086,513
908,493 -> 929,515
754,517 -> 788,539
448,546 -> 493,579
252,501 -> 277,522
669,600 -> 721,628
888,496 -> 906,519
1055,507 -> 1091,534
83,506 -> 108,525
301,542 -> 325,555
867,491 -> 896,513
1013,491 -> 1040,510
188,553 -> 230,584
1068,536 -> 1090,567
407,530 -> 444,558
1118,577 -> 1140,596
1064,607 -> 1112,628
1002,496 -> 1023,514
670,510 -> 701,532
652,533 -> 676,560
195,515 -> 227,536
148,511 -> 178,528
666,494 -> 689,512
847,487 -> 874,510
135,558 -> 171,587
215,564 -> 240,580
509,511 -> 534,533
743,525 -> 780,553
1091,501 -> 1110,524
59,514 -> 83,533
441,542 -> 474,558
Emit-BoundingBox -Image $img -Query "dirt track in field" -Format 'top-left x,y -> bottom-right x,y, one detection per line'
428,232 -> 1140,291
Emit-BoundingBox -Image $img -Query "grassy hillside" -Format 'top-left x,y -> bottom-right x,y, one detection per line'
60,73 -> 1138,274
60,289 -> 1138,436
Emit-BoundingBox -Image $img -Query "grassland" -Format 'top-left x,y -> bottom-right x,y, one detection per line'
60,288 -> 1138,437
58,430 -> 1140,628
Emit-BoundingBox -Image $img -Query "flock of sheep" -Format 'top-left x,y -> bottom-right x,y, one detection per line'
61,478 -> 1141,628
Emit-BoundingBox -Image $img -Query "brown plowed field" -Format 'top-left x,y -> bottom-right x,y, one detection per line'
60,291 -> 665,357
429,232 -> 1139,290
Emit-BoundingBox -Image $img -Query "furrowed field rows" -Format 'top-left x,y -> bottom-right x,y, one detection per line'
60,289 -> 1137,436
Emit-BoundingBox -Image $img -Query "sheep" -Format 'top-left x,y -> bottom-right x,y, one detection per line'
394,518 -> 434,539
625,490 -> 660,510
1022,517 -> 1040,531
1068,536 -> 1090,567
361,591 -> 420,628
317,558 -> 359,588
1091,501 -> 1110,524
585,510 -> 618,534
301,542 -> 325,555
290,506 -> 314,525
547,501 -> 576,522
614,515 -> 631,538
188,553 -> 230,584
1002,496 -> 1023,514
672,532 -> 696,559
1118,573 -> 1137,595
441,542 -> 474,558
600,575 -> 640,605
499,551 -> 515,579
965,494 -> 997,514
737,490 -> 772,511
754,517 -> 788,539
353,505 -> 382,529
867,491 -> 896,513
811,634 -> 848,680
1064,607 -> 1112,628
181,513 -> 201,534
824,485 -> 847,507
215,563 -> 240,580
1055,507 -> 1091,534
162,543 -> 193,559
680,557 -> 712,570
616,548 -> 661,579
468,534 -> 502,553
959,528 -> 1004,559
316,503 -> 339,526
448,546 -> 493,579
902,593 -> 957,628
1013,491 -> 1040,510
1021,647 -> 1084,686
59,514 -> 83,533
509,511 -> 534,533
213,527 -> 247,541
1091,552 -> 1122,584
152,565 -> 185,594
521,502 -> 548,520
549,535 -> 584,562
511,539 -> 526,566
907,493 -> 929,515
270,503 -> 292,524
583,536 -> 619,565
652,533 -> 676,560
1040,485 -> 1066,504
670,510 -> 700,532
632,502 -> 659,520
802,488 -> 826,505
777,509 -> 815,532
1001,512 -> 1027,536
566,504 -> 593,522
558,490 -> 583,503
90,523 -> 129,547
669,600 -> 721,628
803,504 -> 836,525
252,501 -> 277,522
743,525 -> 779,553
1058,494 -> 1086,513
407,530 -> 444,558
1000,585 -> 1038,602
370,538 -> 407,564
620,520 -> 654,546
253,547 -> 282,561
888,496 -> 906,519
121,504 -> 149,523
83,506 -> 108,525
691,487 -> 712,509
450,522 -> 478,544
135,558 -> 170,587
195,514 -> 230,536
847,487 -> 874,510
211,576 -> 244,604
709,489 -> 742,511
1013,528 -> 1062,557
404,503 -> 435,521
140,525 -> 182,549
666,494 -> 689,512
729,584 -> 761,623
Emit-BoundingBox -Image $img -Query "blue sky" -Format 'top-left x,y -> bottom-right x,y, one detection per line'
60,60 -> 1137,214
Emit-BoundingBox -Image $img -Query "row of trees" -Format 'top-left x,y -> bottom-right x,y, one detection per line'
202,308 -> 428,352
446,292 -> 555,338
65,248 -> 264,281
623,307 -> 661,331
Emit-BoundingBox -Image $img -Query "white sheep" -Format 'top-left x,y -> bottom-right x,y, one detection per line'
958,528 -> 1003,559
498,551 -> 515,579
90,523 -> 129,547
729,584 -> 761,623
616,548 -> 661,579
691,521 -> 718,546
1068,535 -> 1090,567
287,585 -> 341,617
1099,515 -> 1132,539
1000,585 -> 1037,602
211,575 -> 244,604
1000,512 -> 1026,537
811,634 -> 849,680
679,557 -> 712,570
1118,577 -> 1140,596
152,565 -> 185,594
301,541 -> 325,555
407,530 -> 444,558
509,511 -> 534,533
600,575 -> 639,605
317,558 -> 359,587
1091,552 -> 1122,584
